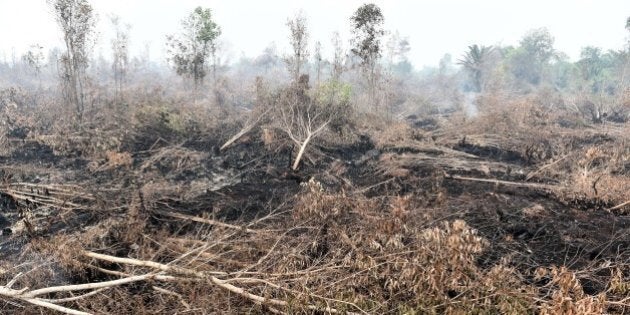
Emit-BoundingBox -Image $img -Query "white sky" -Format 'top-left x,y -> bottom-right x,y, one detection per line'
0,0 -> 628,67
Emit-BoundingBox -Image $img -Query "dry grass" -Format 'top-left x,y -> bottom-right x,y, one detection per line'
0,87 -> 628,314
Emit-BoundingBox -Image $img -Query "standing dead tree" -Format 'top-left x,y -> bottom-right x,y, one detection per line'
331,31 -> 346,81
277,12 -> 333,170
22,44 -> 45,88
110,15 -> 130,102
313,41 -> 323,86
277,75 -> 332,170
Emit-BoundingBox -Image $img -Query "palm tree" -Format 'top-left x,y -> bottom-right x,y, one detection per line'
458,45 -> 494,92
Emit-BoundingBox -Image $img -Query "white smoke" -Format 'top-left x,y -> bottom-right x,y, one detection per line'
463,92 -> 479,118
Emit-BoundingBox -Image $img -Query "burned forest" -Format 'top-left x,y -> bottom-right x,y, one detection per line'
0,1 -> 629,314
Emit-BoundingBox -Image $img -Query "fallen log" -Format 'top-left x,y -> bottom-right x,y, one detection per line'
220,107 -> 271,151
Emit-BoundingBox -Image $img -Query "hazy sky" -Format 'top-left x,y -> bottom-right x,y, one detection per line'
0,0 -> 628,67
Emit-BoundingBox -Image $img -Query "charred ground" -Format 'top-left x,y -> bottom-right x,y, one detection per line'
0,91 -> 628,314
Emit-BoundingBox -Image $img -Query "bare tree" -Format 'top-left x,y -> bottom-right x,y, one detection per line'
277,76 -> 332,170
385,31 -> 410,68
285,12 -> 309,85
220,78 -> 271,151
21,44 -> 45,88
313,41 -> 323,87
110,15 -> 130,102
49,0 -> 95,120
331,31 -> 345,81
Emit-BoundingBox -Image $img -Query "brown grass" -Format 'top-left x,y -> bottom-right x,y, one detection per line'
0,87 -> 628,314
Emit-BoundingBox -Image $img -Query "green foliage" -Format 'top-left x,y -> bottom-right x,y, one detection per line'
350,3 -> 385,109
507,28 -> 555,86
314,80 -> 352,105
577,47 -> 623,94
193,7 -> 221,43
392,59 -> 413,76
578,46 -> 604,81
22,45 -> 44,73
166,7 -> 221,88
520,28 -> 555,64
458,45 -> 494,92
134,105 -> 198,138
49,0 -> 95,119
285,12 -> 309,84
313,80 -> 353,134
549,57 -> 577,90
350,3 -> 385,68
50,0 -> 95,66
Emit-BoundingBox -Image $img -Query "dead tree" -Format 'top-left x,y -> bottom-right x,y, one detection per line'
219,107 -> 271,151
220,76 -> 271,151
278,75 -> 332,170
110,15 -> 130,103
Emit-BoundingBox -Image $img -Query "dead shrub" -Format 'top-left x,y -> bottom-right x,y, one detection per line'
539,266 -> 607,315
566,144 -> 630,208
361,114 -> 421,150
293,178 -> 355,220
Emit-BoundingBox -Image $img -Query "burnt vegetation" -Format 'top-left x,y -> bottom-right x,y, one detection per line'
0,2 -> 629,314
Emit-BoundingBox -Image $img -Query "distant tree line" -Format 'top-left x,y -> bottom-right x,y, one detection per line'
0,2 -> 628,125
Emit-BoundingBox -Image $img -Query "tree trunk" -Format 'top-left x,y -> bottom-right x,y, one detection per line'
292,134 -> 311,170
220,124 -> 254,151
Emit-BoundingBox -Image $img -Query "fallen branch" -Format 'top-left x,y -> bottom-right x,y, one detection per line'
352,178 -> 396,195
0,288 -> 91,315
153,210 -> 261,234
446,174 -> 557,190
84,251 -> 227,278
83,251 -> 354,314
1,182 -> 95,211
607,200 -> 630,212
0,273 -> 175,315
525,154 -> 570,181
25,273 -> 162,297
40,288 -> 107,303
220,107 -> 271,151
